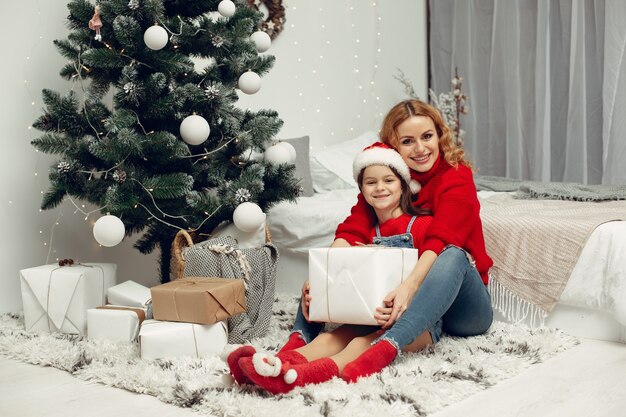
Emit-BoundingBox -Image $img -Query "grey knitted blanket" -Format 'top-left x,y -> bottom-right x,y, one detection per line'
474,175 -> 626,202
481,194 -> 626,314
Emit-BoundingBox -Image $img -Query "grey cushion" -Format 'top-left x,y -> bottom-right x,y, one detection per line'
283,136 -> 314,197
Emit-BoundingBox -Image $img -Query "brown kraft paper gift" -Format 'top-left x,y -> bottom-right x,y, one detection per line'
150,277 -> 246,325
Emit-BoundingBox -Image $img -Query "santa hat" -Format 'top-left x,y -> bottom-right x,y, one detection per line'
353,142 -> 421,194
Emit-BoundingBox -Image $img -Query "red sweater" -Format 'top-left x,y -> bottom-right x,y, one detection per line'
336,155 -> 493,284
369,213 -> 433,248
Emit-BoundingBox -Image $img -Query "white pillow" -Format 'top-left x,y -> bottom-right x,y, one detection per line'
310,131 -> 379,192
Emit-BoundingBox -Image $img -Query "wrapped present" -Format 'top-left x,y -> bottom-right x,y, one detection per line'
151,277 -> 246,325
308,247 -> 418,325
19,263 -> 116,334
87,305 -> 146,342
138,319 -> 228,360
107,280 -> 152,310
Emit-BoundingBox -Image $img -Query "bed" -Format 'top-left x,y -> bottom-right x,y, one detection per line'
267,132 -> 626,343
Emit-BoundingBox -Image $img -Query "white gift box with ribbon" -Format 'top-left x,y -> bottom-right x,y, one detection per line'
87,305 -> 147,343
138,319 -> 228,360
308,247 -> 418,325
19,263 -> 116,334
106,280 -> 153,319
107,280 -> 151,309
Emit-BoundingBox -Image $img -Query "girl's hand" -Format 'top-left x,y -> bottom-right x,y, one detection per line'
301,280 -> 312,321
377,281 -> 417,329
374,305 -> 393,326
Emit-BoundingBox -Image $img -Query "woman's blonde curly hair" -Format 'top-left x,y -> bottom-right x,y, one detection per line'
379,99 -> 472,170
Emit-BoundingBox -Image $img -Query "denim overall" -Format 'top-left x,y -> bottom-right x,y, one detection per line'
371,215 -> 416,248
291,216 -> 443,343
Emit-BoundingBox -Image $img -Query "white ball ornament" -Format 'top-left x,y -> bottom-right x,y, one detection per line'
238,71 -> 261,95
93,215 -> 125,247
250,30 -> 271,52
180,115 -> 210,145
144,25 -> 168,50
218,0 -> 236,17
232,202 -> 265,233
264,143 -> 293,166
277,142 -> 297,163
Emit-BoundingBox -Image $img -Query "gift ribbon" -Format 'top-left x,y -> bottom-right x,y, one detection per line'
96,305 -> 147,325
44,263 -> 105,332
324,248 -> 407,324
191,323 -> 199,357
168,278 -> 204,321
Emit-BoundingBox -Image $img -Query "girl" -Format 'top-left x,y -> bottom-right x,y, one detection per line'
227,142 -> 434,393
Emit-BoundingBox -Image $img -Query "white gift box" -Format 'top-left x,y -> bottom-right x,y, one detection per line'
87,306 -> 146,343
107,280 -> 151,309
19,263 -> 116,334
308,247 -> 418,325
138,319 -> 228,360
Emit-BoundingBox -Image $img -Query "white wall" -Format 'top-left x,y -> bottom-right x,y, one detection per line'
238,0 -> 428,151
0,0 -> 426,313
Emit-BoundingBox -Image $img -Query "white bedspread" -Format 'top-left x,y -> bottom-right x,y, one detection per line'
268,189 -> 359,253
268,189 -> 626,325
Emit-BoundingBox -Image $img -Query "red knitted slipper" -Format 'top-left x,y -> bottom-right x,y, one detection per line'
223,333 -> 306,385
341,339 -> 398,383
240,355 -> 339,394
277,332 -> 307,353
225,345 -> 256,385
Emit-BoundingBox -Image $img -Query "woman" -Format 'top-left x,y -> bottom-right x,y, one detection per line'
335,99 -> 493,382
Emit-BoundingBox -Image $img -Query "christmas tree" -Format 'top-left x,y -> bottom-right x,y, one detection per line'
31,0 -> 300,282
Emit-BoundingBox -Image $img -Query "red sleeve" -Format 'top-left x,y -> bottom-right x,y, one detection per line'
334,193 -> 376,245
420,166 -> 479,254
409,216 -> 433,250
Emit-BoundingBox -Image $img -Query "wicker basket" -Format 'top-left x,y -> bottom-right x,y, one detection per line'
170,226 -> 272,281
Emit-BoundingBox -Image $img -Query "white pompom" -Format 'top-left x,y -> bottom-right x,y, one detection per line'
238,71 -> 261,95
218,0 -> 236,17
250,30 -> 271,52
233,202 -> 265,233
180,115 -> 210,145
143,25 -> 168,50
93,215 -> 125,247
252,352 -> 282,377
409,180 -> 422,194
264,143 -> 293,166
284,369 -> 297,384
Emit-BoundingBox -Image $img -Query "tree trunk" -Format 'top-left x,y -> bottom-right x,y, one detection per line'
159,238 -> 172,283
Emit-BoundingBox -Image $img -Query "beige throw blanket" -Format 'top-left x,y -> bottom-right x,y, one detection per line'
480,194 -> 626,323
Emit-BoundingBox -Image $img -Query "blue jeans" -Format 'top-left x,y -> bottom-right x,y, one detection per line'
376,246 -> 493,351
292,302 -> 324,343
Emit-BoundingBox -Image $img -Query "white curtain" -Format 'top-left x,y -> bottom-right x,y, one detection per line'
429,0 -> 626,185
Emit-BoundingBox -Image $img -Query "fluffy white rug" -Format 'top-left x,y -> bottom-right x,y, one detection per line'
0,293 -> 578,417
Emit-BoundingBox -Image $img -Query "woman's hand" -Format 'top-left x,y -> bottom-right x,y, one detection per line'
301,279 -> 312,321
374,281 -> 417,329
375,250 -> 438,328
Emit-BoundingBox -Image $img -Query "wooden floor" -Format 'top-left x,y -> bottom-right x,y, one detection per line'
1,338 -> 625,417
